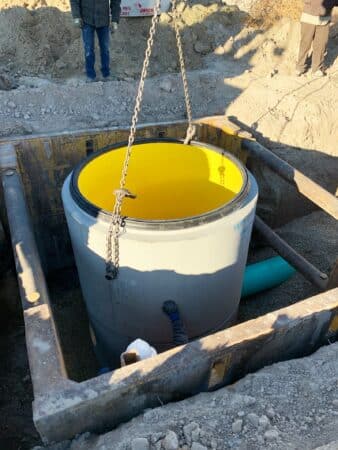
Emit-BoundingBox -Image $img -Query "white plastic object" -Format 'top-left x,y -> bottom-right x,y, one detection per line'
120,338 -> 157,366
120,0 -> 171,17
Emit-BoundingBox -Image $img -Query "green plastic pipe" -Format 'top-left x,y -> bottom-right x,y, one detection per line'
241,256 -> 296,298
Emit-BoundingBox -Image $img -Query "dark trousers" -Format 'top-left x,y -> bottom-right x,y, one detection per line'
296,22 -> 329,72
82,24 -> 110,79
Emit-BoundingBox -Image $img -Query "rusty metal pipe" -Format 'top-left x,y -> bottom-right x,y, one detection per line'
242,139 -> 338,220
254,216 -> 328,290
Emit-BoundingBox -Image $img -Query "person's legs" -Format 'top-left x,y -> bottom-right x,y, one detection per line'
296,22 -> 316,73
96,26 -> 110,78
82,24 -> 96,80
312,23 -> 329,72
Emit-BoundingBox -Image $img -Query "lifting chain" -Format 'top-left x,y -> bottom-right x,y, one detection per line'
171,0 -> 196,144
105,0 -> 161,280
106,0 -> 195,280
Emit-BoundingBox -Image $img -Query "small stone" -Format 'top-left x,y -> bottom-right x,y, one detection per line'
91,113 -> 100,121
193,41 -> 211,55
237,411 -> 245,417
24,114 -> 30,120
163,430 -> 179,450
131,438 -> 150,450
332,399 -> 338,408
259,415 -> 270,429
191,427 -> 200,442
232,419 -> 243,433
8,101 -> 16,108
210,438 -> 217,449
124,68 -> 134,76
14,111 -> 20,118
244,396 -> 256,406
150,433 -> 164,444
56,60 -> 67,70
264,430 -> 279,441
159,79 -> 173,93
266,408 -> 275,419
183,422 -> 199,444
247,413 -> 260,427
257,435 -> 265,445
191,444 -> 207,450
0,74 -> 14,90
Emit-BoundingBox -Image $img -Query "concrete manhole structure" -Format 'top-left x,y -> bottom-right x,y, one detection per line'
0,116 -> 337,444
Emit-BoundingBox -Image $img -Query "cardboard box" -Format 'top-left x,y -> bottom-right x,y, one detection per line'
121,0 -> 171,17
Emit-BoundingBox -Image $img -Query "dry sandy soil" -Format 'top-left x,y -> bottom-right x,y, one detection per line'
0,1 -> 337,449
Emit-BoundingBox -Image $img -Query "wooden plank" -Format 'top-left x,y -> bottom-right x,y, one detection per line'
327,259 -> 338,290
196,115 -> 248,163
34,288 -> 338,443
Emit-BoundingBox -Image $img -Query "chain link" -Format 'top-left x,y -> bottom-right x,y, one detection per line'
106,0 -> 195,280
105,0 -> 161,280
171,0 -> 196,144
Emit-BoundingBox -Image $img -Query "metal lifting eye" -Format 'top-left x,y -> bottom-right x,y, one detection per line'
113,188 -> 137,199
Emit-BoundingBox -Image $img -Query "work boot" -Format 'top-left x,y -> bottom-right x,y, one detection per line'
312,70 -> 325,78
295,69 -> 306,77
86,76 -> 96,83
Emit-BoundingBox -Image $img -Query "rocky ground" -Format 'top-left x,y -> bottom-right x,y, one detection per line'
35,343 -> 338,450
0,1 -> 337,449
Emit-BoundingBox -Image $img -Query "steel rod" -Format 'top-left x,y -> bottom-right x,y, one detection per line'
243,139 -> 338,220
254,215 -> 328,290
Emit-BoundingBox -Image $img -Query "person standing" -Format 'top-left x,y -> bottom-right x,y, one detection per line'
296,0 -> 338,77
70,0 -> 121,82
